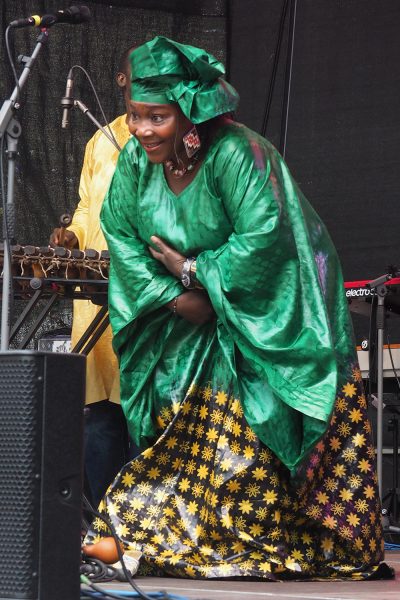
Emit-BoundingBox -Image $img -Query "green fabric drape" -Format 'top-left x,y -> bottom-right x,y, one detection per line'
101,122 -> 356,471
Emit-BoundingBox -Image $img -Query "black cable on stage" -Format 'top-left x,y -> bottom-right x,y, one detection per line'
260,0 -> 290,138
81,556 -> 117,583
81,496 -> 172,600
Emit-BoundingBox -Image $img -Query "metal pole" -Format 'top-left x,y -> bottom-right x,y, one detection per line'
376,289 -> 386,498
0,30 -> 49,350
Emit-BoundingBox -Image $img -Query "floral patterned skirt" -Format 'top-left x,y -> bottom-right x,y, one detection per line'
86,360 -> 393,580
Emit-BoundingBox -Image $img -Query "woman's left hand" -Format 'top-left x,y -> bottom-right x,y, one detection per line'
149,235 -> 185,278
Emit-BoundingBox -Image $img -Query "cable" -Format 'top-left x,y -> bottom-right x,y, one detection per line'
80,582 -> 189,599
5,26 -> 21,101
82,497 -> 171,600
81,557 -> 118,583
67,65 -> 120,150
279,0 -> 297,158
81,576 -> 135,600
260,0 -> 290,137
385,542 -> 400,550
91,594 -> 189,599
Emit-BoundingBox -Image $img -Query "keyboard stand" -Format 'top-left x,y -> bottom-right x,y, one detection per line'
4,275 -> 109,355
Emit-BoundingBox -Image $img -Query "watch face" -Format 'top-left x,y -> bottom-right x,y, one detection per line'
182,273 -> 191,288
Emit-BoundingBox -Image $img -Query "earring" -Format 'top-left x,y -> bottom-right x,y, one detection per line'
116,72 -> 126,88
182,125 -> 201,159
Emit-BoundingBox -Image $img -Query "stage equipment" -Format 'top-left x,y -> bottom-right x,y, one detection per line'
0,243 -> 110,352
0,11 -> 89,350
10,5 -> 91,29
345,276 -> 400,316
357,346 -> 400,380
364,271 -> 400,535
0,243 -> 110,284
381,406 -> 400,528
345,272 -> 400,532
0,29 -> 48,351
60,66 -> 121,150
0,351 -> 85,600
61,67 -> 75,129
0,18 -> 88,599
366,273 -> 390,498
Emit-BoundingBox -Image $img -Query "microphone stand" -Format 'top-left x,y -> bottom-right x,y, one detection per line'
72,100 -> 121,151
0,29 -> 49,351
367,272 -> 390,499
367,271 -> 400,534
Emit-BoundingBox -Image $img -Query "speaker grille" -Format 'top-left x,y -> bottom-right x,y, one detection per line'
0,355 -> 42,596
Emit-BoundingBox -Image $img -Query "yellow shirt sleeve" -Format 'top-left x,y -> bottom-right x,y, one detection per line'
68,114 -> 131,404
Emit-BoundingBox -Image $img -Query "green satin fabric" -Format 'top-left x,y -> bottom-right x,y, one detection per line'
130,36 -> 239,124
100,122 -> 356,472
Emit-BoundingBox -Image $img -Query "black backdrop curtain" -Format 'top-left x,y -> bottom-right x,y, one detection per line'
229,0 -> 400,284
0,0 -> 227,246
229,0 -> 400,344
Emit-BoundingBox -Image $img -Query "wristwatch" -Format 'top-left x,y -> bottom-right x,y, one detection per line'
181,257 -> 196,289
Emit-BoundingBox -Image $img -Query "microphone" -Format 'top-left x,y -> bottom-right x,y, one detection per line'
61,69 -> 74,129
10,5 -> 91,28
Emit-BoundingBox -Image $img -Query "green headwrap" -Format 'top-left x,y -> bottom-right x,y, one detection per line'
129,36 -> 239,124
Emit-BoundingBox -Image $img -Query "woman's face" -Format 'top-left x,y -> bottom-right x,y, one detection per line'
128,101 -> 192,164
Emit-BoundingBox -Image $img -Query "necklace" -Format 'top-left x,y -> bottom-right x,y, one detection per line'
164,155 -> 199,179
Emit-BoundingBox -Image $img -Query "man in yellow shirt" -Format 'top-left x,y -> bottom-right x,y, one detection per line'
51,47 -> 134,508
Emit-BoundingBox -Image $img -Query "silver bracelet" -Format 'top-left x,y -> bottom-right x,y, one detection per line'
189,259 -> 203,289
181,257 -> 196,289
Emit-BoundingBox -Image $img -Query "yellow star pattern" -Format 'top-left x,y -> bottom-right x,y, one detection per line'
86,371 -> 387,581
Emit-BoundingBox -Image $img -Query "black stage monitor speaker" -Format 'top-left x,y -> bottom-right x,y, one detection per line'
0,351 -> 85,600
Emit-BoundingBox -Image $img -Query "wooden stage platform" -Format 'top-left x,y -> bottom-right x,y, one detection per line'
93,550 -> 400,600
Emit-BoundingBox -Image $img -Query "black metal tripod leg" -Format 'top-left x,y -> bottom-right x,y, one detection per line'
71,304 -> 108,354
9,288 -> 44,344
79,313 -> 110,356
17,293 -> 59,349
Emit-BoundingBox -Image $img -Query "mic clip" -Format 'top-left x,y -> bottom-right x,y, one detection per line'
61,96 -> 75,110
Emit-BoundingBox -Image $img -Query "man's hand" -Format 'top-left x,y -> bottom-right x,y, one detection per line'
149,235 -> 185,278
49,228 -> 79,249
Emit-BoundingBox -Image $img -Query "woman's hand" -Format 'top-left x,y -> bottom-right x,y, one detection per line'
149,235 -> 185,278
167,291 -> 215,325
149,236 -> 215,324
49,228 -> 78,249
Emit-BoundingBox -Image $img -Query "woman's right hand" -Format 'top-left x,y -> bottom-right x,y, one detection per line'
167,290 -> 215,325
49,228 -> 79,249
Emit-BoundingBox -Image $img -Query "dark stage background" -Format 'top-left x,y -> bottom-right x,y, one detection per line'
229,0 -> 400,344
1,0 -> 400,345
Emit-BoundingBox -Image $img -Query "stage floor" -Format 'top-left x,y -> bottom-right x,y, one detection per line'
94,550 -> 400,600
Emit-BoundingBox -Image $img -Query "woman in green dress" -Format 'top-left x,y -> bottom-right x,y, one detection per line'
85,36 -> 392,580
